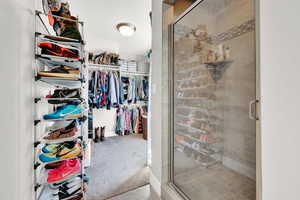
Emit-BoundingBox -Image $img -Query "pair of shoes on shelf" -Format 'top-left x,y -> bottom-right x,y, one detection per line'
43,126 -> 78,141
47,116 -> 86,133
39,42 -> 80,60
43,104 -> 84,120
54,177 -> 83,199
38,65 -> 81,80
47,158 -> 81,183
94,126 -> 105,143
40,177 -> 83,200
46,88 -> 81,104
44,119 -> 80,142
91,52 -> 120,65
39,141 -> 81,163
44,1 -> 82,41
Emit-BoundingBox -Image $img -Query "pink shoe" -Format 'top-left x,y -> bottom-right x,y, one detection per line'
47,159 -> 81,183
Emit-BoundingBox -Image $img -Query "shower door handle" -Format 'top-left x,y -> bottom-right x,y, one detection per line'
249,100 -> 259,120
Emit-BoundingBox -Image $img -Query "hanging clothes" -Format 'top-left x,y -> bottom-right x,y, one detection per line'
89,70 -> 119,110
115,105 -> 144,136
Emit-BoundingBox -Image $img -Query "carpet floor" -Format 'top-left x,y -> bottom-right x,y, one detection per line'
87,134 -> 149,200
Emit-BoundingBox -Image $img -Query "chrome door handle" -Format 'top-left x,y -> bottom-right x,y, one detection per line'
249,100 -> 259,120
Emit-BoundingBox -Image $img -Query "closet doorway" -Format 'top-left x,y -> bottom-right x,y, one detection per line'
69,0 -> 152,199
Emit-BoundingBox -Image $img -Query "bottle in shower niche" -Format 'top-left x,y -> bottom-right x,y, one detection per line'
224,45 -> 231,60
217,44 -> 224,61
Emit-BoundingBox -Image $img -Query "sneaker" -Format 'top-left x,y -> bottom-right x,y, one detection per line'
39,142 -> 81,163
48,88 -> 80,99
57,183 -> 82,200
39,42 -> 80,59
43,104 -> 84,120
47,120 -> 74,132
43,127 -> 77,141
47,159 -> 81,183
42,141 -> 76,154
39,185 -> 59,200
38,66 -> 80,79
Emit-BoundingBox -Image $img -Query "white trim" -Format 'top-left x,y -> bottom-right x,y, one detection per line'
149,169 -> 161,197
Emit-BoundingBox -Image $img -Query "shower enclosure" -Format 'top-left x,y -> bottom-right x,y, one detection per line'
169,0 -> 258,199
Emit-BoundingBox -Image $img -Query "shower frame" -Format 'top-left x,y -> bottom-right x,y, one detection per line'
167,0 -> 262,199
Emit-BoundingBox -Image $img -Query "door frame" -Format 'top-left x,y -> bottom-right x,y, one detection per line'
167,0 -> 262,199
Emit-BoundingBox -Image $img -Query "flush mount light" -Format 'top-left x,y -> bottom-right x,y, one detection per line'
116,23 -> 136,37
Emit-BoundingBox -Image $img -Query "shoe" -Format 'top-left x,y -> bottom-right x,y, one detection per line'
38,66 -> 80,79
39,185 -> 59,200
50,176 -> 81,189
43,104 -> 84,120
47,120 -> 74,132
39,142 -> 81,163
42,137 -> 80,154
47,159 -> 81,183
39,42 -> 80,59
100,126 -> 105,142
43,127 -> 77,141
47,89 -> 80,101
58,183 -> 82,200
45,161 -> 63,170
94,127 -> 100,143
67,194 -> 83,200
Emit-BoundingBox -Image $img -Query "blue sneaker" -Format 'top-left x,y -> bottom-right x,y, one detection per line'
43,104 -> 84,120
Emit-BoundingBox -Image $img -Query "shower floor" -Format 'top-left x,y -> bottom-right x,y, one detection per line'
174,154 -> 256,200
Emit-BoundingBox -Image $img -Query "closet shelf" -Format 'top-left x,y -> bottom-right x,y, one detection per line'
36,154 -> 83,167
34,116 -> 87,125
34,97 -> 84,104
37,55 -> 82,69
35,32 -> 85,46
35,10 -> 84,25
36,54 -> 84,64
36,172 -> 83,187
34,136 -> 84,147
88,63 -> 150,76
34,76 -> 84,89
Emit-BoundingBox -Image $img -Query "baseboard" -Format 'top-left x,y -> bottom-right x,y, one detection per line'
150,169 -> 161,197
223,156 -> 256,180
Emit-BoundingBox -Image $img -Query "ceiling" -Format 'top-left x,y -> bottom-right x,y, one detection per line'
69,0 -> 152,60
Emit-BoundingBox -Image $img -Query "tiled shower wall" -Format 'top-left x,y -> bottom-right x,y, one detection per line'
173,0 -> 256,179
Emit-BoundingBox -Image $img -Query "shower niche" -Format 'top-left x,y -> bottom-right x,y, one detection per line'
170,0 -> 257,200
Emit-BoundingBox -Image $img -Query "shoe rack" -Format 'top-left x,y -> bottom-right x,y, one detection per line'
33,8 -> 88,200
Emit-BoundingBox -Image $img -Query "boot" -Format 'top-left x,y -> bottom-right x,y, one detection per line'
94,127 -> 100,143
100,126 -> 105,141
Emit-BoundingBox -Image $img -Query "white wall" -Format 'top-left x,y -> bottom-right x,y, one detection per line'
0,0 -> 35,200
150,0 -> 163,196
259,0 -> 300,200
93,109 -> 118,137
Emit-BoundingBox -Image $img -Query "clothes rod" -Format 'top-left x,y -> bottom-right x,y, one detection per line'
120,71 -> 150,76
87,64 -> 150,76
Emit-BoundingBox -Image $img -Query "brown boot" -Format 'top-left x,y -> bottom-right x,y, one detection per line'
94,127 -> 100,143
100,126 -> 105,141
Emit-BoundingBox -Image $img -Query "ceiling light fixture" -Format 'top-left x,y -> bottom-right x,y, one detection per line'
116,23 -> 136,37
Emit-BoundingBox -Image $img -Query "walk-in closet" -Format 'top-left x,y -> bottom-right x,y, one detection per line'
32,0 -> 152,200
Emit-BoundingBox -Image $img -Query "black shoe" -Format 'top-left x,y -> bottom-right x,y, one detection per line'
48,89 -> 81,104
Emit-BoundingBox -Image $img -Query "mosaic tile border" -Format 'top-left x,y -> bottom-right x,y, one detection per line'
174,19 -> 255,44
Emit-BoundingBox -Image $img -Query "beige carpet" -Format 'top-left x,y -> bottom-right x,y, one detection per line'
87,135 -> 149,200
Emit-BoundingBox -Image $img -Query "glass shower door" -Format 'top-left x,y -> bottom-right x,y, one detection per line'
170,0 -> 257,199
